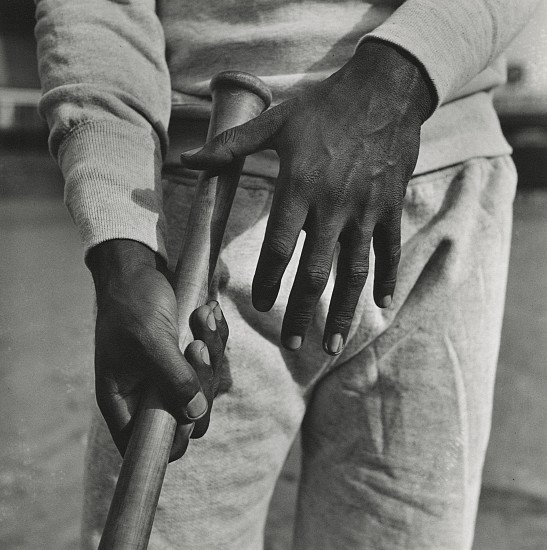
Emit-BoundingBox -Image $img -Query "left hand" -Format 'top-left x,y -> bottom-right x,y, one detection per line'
181,40 -> 434,356
88,240 -> 229,461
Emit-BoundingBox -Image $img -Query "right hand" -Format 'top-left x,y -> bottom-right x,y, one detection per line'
86,239 -> 229,461
181,41 -> 434,356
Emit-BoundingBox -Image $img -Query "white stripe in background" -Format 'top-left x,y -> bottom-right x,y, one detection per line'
0,87 -> 43,131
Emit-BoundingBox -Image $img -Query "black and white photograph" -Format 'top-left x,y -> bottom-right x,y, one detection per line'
1,0 -> 546,548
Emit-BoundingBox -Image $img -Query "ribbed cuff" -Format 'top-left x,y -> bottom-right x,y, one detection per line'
58,119 -> 167,260
356,1 -> 491,110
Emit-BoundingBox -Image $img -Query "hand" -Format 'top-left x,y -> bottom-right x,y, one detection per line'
87,239 -> 229,461
181,40 -> 434,355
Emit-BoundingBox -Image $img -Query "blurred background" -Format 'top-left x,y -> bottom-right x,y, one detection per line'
1,1 -> 546,548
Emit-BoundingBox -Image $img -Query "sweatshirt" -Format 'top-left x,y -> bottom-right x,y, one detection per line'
35,0 -> 541,260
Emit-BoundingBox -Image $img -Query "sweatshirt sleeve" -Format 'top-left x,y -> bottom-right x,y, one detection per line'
35,0 -> 171,258
359,0 -> 542,108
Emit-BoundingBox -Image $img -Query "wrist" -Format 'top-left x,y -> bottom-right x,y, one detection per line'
86,239 -> 161,296
342,39 -> 436,124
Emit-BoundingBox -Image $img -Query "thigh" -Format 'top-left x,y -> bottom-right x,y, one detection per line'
82,174 -> 307,550
160,176 -> 311,549
294,157 -> 517,550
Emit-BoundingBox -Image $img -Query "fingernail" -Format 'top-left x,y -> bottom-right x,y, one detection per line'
284,335 -> 302,351
186,392 -> 208,420
380,295 -> 392,308
207,312 -> 216,331
201,345 -> 210,366
326,333 -> 344,355
213,304 -> 222,322
180,147 -> 201,160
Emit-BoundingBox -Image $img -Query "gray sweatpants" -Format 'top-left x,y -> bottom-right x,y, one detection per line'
82,155 -> 517,549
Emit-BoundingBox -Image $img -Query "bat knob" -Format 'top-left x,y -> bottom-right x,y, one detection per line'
210,70 -> 273,110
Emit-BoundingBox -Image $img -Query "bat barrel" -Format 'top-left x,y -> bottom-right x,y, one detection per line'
98,71 -> 271,550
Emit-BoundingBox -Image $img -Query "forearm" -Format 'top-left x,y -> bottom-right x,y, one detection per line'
360,0 -> 542,108
35,0 -> 171,258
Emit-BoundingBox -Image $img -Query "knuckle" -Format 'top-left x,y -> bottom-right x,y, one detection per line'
265,237 -> 294,263
186,340 -> 204,358
291,167 -> 322,192
289,167 -> 310,185
285,309 -> 314,329
210,129 -> 239,160
343,222 -> 372,245
171,368 -> 200,403
302,264 -> 330,294
217,127 -> 238,148
379,270 -> 398,285
325,184 -> 348,209
329,310 -> 354,331
345,265 -> 369,287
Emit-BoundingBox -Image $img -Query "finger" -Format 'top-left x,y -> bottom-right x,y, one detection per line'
95,375 -> 143,458
145,330 -> 209,424
180,106 -> 285,172
188,306 -> 226,381
207,300 -> 229,347
191,410 -> 212,440
169,423 -> 193,462
184,340 -> 214,438
184,339 -> 215,398
189,303 -> 227,371
323,232 -> 371,355
252,170 -> 308,312
280,229 -> 337,351
372,217 -> 402,308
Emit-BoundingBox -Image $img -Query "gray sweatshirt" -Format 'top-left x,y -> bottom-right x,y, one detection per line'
35,0 -> 540,259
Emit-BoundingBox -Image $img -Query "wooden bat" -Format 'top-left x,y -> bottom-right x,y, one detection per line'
98,71 -> 272,550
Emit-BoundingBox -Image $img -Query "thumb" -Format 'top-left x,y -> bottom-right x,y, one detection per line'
180,107 -> 283,171
141,324 -> 209,424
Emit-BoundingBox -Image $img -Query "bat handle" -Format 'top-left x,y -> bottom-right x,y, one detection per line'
98,72 -> 272,550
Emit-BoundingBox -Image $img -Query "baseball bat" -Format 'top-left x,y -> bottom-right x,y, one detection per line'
98,71 -> 272,550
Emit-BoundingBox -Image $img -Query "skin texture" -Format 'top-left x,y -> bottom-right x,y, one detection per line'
87,39 -> 434,460
181,40 -> 435,355
87,240 -> 229,461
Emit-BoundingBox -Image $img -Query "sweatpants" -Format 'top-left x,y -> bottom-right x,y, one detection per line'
82,154 -> 517,549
